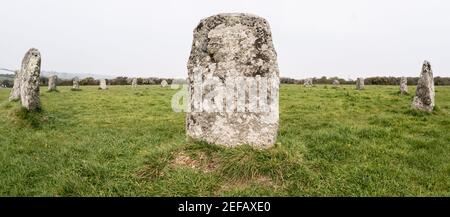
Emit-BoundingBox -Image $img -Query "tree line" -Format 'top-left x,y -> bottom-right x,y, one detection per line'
1,75 -> 450,88
280,76 -> 450,86
41,76 -> 175,86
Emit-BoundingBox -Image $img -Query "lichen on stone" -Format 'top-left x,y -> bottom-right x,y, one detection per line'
186,13 -> 280,149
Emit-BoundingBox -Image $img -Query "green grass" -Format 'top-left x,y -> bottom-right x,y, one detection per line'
0,85 -> 449,196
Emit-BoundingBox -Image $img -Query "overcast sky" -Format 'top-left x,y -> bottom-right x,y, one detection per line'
1,0 -> 449,79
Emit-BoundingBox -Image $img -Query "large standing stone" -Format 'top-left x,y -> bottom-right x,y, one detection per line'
356,77 -> 365,90
48,75 -> 57,92
412,61 -> 435,112
20,48 -> 41,111
400,77 -> 408,94
186,13 -> 280,149
99,79 -> 108,90
161,79 -> 168,87
9,70 -> 21,101
72,77 -> 80,90
303,78 -> 313,87
132,78 -> 138,88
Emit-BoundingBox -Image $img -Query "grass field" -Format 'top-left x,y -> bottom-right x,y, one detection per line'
0,84 -> 449,196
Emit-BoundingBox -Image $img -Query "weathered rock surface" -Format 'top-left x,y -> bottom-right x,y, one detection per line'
356,77 -> 365,90
161,79 -> 168,87
48,75 -> 57,91
132,78 -> 138,88
186,13 -> 280,149
9,70 -> 21,101
400,77 -> 408,94
99,79 -> 108,90
72,77 -> 80,90
20,48 -> 41,111
303,78 -> 313,87
412,61 -> 435,112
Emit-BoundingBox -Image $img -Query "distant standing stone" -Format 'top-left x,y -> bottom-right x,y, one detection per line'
161,79 -> 168,87
72,77 -> 80,90
20,48 -> 41,111
186,13 -> 280,149
132,78 -> 138,88
332,79 -> 340,86
99,79 -> 108,90
412,61 -> 435,112
9,70 -> 21,101
356,77 -> 365,90
400,77 -> 408,94
48,75 -> 57,92
304,78 -> 313,87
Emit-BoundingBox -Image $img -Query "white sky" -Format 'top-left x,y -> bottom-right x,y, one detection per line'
1,0 -> 449,79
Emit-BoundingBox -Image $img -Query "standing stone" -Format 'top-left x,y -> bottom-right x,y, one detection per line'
9,70 -> 21,101
332,79 -> 340,86
132,78 -> 138,88
356,77 -> 365,90
72,77 -> 80,90
48,75 -> 57,92
99,79 -> 108,90
400,77 -> 408,94
303,78 -> 313,87
412,61 -> 435,112
161,79 -> 168,87
20,48 -> 41,111
186,13 -> 280,149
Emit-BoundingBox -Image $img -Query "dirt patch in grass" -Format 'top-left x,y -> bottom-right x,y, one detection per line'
171,151 -> 219,173
136,150 -> 220,180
